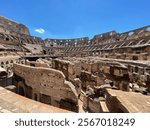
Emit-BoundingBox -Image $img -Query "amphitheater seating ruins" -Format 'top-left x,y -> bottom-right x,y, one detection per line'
0,16 -> 150,113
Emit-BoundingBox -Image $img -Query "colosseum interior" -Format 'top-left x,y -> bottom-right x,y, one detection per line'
0,16 -> 150,113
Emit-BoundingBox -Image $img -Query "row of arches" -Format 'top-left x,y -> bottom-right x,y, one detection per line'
0,32 -> 44,45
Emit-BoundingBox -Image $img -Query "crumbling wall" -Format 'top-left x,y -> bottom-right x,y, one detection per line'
13,63 -> 78,112
61,57 -> 150,95
26,60 -> 49,68
83,95 -> 101,112
0,16 -> 30,35
44,25 -> 150,59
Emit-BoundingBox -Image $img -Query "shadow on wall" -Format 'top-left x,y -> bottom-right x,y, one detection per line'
13,63 -> 79,112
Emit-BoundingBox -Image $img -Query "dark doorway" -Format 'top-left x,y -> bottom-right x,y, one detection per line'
34,93 -> 38,101
18,87 -> 25,96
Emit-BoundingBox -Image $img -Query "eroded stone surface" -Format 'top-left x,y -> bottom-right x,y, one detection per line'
0,16 -> 150,113
13,63 -> 78,112
0,87 -> 71,113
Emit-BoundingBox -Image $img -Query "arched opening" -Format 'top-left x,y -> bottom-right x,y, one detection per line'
43,50 -> 47,54
34,93 -> 38,101
5,37 -> 9,41
1,62 -> 4,68
18,87 -> 25,96
6,61 -> 9,64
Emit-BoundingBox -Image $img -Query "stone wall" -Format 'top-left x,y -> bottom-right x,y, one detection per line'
0,31 -> 44,55
26,60 -> 50,68
83,95 -> 101,113
0,16 -> 150,113
43,25 -> 150,59
0,16 -> 30,35
13,63 -> 78,112
105,88 -> 150,113
58,57 -> 150,94
0,52 -> 23,87
0,87 -> 72,113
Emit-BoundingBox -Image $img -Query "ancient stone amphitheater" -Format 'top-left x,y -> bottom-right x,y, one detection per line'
0,16 -> 150,113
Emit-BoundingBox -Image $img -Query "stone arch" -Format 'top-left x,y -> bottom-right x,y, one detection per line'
5,37 -> 9,41
17,81 -> 26,96
34,93 -> 38,101
6,61 -> 9,65
10,60 -> 13,63
43,50 -> 47,54
1,61 -> 4,68
18,86 -> 25,96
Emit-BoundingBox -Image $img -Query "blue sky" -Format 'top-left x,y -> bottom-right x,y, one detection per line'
0,0 -> 150,39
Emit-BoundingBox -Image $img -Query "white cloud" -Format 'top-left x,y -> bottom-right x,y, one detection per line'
35,28 -> 45,34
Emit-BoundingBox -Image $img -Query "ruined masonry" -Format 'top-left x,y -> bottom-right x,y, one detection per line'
0,16 -> 150,113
